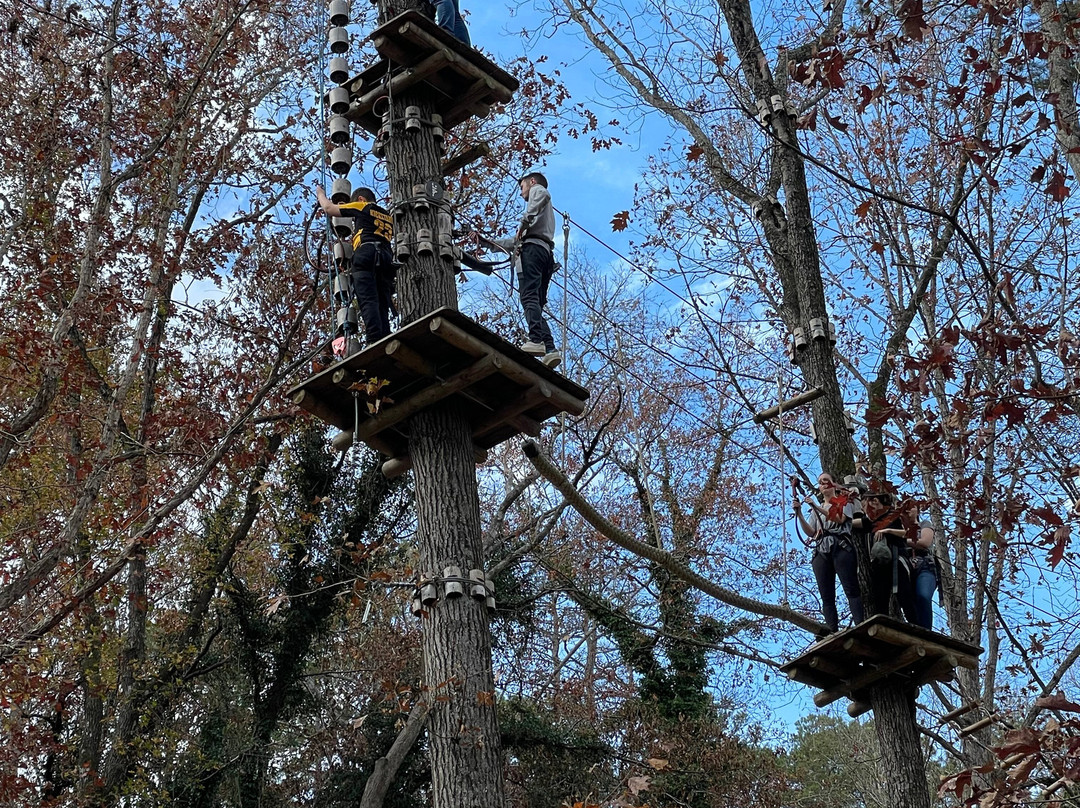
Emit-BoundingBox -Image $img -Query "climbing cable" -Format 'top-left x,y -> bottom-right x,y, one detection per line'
482,155 -> 788,377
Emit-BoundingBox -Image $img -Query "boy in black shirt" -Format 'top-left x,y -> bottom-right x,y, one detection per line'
316,186 -> 396,347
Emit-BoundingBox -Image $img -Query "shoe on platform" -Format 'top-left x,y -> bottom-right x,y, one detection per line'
541,350 -> 562,369
520,340 -> 546,355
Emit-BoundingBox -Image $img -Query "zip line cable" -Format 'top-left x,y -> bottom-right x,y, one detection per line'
482,268 -> 797,480
481,156 -> 790,380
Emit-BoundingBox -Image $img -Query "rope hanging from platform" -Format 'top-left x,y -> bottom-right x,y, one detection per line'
521,438 -> 830,636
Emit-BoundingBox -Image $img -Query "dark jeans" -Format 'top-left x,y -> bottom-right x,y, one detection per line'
435,0 -> 470,44
812,542 -> 864,631
870,543 -> 917,624
912,556 -> 937,630
352,242 -> 395,343
517,242 -> 555,352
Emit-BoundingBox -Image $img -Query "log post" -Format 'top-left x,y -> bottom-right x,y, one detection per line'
371,2 -> 508,806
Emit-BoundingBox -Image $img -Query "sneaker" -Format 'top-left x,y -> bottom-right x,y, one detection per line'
520,340 -> 546,355
541,350 -> 562,369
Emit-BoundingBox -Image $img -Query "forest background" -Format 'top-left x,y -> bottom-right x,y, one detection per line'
1,0 -> 1079,805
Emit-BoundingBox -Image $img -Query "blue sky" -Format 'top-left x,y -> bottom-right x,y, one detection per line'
464,1 -> 655,260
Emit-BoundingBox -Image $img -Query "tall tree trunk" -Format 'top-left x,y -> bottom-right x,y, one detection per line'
375,2 -> 507,806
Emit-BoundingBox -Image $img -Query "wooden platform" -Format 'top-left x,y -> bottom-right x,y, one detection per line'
780,615 -> 983,717
343,11 -> 519,135
287,308 -> 588,472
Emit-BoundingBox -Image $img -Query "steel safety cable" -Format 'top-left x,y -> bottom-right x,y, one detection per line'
318,0 -> 334,342
482,155 -> 788,375
484,270 -> 800,479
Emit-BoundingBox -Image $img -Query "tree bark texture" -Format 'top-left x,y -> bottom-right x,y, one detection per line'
375,2 -> 507,805
712,0 -> 929,800
409,406 -> 506,808
869,684 -> 932,808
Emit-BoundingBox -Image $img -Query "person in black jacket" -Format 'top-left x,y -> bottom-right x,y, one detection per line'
316,185 -> 395,346
862,492 -> 917,623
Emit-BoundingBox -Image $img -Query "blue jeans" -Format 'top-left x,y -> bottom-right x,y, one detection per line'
517,243 -> 555,352
351,242 -> 395,343
912,556 -> 937,629
435,0 -> 471,45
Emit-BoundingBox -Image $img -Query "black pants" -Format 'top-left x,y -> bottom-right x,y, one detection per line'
517,242 -> 555,351
813,542 -> 864,631
352,242 -> 395,343
871,544 -> 917,624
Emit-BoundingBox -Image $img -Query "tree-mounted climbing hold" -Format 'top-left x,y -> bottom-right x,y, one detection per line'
416,229 -> 433,256
770,93 -> 785,113
330,177 -> 352,203
443,565 -> 464,598
328,0 -> 349,27
469,569 -> 486,599
332,274 -> 351,299
329,56 -> 350,85
809,317 -> 826,342
411,187 -> 430,213
332,241 -> 353,264
332,216 -> 354,238
335,306 -> 357,330
792,326 -> 808,352
328,26 -> 349,54
755,98 -> 772,126
330,146 -> 352,175
328,86 -> 351,115
331,177 -> 352,204
405,105 -> 422,133
420,578 -> 438,606
410,594 -> 424,616
436,209 -> 455,261
484,577 -> 496,612
329,115 -> 351,145
431,113 -> 444,145
395,233 -> 411,260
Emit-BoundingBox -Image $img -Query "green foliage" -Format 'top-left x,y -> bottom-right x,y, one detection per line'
783,714 -> 949,808
500,698 -> 611,808
317,704 -> 430,808
784,714 -> 882,808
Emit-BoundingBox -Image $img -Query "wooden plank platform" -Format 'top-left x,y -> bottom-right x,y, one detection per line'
343,11 -> 519,135
780,614 -> 983,712
287,308 -> 588,468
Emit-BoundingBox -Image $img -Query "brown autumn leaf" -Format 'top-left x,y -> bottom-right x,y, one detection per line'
611,210 -> 631,231
627,774 -> 652,795
1034,691 -> 1080,712
1046,169 -> 1069,202
822,107 -> 849,132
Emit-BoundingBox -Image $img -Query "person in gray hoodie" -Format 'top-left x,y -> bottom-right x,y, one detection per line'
490,172 -> 561,369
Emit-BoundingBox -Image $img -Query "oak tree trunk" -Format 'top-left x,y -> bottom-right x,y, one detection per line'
375,2 -> 507,806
